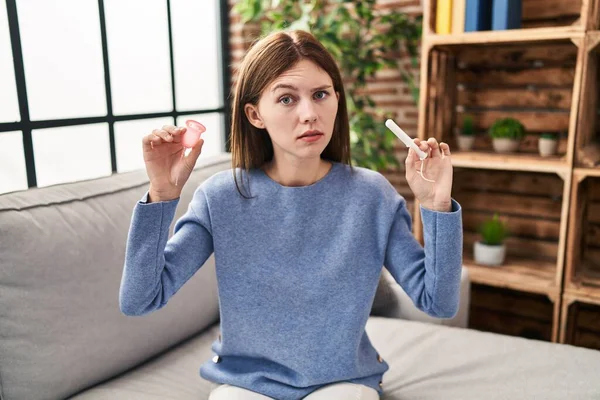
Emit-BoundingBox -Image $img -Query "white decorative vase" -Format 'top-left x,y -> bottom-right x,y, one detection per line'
492,138 -> 519,153
457,135 -> 475,151
474,241 -> 506,266
539,138 -> 558,157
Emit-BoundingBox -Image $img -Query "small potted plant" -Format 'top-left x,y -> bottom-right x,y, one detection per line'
474,213 -> 509,266
456,115 -> 475,151
539,133 -> 558,157
488,118 -> 525,153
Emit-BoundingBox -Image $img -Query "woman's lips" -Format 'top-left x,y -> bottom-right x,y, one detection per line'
299,134 -> 323,142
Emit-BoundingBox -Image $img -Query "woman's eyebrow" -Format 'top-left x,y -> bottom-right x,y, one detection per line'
271,84 -> 332,92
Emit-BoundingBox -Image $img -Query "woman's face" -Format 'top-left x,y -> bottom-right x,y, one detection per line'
244,59 -> 339,163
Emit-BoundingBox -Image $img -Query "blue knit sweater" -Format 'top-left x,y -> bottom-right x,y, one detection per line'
119,161 -> 463,399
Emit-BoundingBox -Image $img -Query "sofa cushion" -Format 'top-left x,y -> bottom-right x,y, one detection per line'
0,154 -> 230,400
67,317 -> 600,400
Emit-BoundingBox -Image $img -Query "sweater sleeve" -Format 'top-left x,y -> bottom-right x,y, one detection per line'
383,191 -> 463,318
119,187 -> 214,316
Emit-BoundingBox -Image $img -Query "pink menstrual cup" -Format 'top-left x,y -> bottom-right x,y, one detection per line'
182,120 -> 206,148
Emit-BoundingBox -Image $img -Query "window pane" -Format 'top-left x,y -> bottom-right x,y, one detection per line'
32,124 -> 111,187
0,132 -> 28,194
115,117 -> 174,173
16,0 -> 107,121
104,0 -> 172,116
171,0 -> 222,111
0,4 -> 20,123
176,112 -> 224,161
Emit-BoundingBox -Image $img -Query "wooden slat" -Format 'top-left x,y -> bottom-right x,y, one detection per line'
450,151 -> 569,173
463,213 -> 560,241
449,131 -> 569,154
522,0 -> 582,21
455,43 -> 578,68
585,224 -> 600,247
463,254 -> 557,295
470,306 -> 553,341
573,329 -> 600,350
471,284 -> 553,320
455,191 -> 562,219
457,66 -> 575,86
454,169 -> 564,197
457,88 -> 572,109
589,179 -> 600,200
455,111 -> 570,133
573,304 -> 600,331
464,231 -> 558,260
426,27 -> 584,47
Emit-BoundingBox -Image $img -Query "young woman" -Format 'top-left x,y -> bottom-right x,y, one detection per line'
120,30 -> 463,400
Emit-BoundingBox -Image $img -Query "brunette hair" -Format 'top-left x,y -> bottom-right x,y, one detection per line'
229,30 -> 352,198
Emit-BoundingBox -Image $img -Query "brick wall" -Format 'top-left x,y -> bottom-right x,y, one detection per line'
227,0 -> 423,208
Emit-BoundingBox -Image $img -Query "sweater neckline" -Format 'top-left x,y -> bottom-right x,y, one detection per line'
255,160 -> 341,190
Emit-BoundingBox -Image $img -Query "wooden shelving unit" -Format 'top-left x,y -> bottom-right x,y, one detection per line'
415,0 -> 600,344
560,291 -> 600,350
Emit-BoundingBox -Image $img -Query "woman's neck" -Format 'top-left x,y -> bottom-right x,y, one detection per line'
262,158 -> 332,187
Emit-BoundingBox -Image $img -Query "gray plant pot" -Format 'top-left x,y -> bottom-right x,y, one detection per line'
457,135 -> 475,151
539,138 -> 558,157
492,138 -> 519,153
474,241 -> 506,266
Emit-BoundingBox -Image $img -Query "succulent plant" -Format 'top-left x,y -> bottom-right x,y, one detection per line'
479,213 -> 509,246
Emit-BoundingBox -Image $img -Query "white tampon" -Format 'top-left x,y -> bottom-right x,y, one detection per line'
385,119 -> 428,160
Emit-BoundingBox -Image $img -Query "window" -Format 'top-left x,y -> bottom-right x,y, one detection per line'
0,0 -> 230,194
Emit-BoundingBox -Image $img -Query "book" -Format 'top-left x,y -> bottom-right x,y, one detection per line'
436,0 -> 453,34
452,0 -> 467,33
465,0 -> 492,32
492,0 -> 522,30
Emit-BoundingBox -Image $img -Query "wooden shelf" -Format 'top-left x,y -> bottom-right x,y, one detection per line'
451,151 -> 569,175
565,268 -> 600,301
574,167 -> 600,179
425,26 -> 584,47
563,285 -> 600,305
463,254 -> 558,298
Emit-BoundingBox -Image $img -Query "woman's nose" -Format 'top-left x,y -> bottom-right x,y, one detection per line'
299,100 -> 318,123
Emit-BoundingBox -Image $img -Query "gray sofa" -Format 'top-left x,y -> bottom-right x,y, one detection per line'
1,153 -> 599,400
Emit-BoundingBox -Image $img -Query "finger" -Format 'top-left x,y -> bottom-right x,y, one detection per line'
405,146 -> 422,167
427,137 -> 441,158
152,129 -> 173,143
440,142 -> 451,157
161,125 -> 180,135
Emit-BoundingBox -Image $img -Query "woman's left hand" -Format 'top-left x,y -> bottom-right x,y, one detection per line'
405,137 -> 453,212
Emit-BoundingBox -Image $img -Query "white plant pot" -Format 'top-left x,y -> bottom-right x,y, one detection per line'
474,241 -> 506,266
539,138 -> 558,157
457,135 -> 475,151
492,138 -> 520,153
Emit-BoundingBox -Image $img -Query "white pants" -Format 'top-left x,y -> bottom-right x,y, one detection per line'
208,382 -> 380,400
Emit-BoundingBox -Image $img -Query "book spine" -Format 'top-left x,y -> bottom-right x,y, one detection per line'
465,0 -> 493,32
492,0 -> 522,30
452,0 -> 467,33
436,0 -> 453,34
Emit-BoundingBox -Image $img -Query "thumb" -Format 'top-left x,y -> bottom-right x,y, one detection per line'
186,138 -> 204,167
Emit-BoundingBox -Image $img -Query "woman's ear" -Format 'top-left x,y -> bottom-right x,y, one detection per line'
336,91 -> 340,102
244,103 -> 265,129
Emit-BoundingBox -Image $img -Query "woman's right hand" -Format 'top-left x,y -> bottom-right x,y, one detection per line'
142,124 -> 205,202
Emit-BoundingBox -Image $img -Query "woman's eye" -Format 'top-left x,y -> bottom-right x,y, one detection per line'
314,90 -> 329,100
280,96 -> 293,105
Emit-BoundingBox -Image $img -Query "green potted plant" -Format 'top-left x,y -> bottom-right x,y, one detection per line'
488,118 -> 525,153
456,115 -> 475,151
539,132 -> 558,157
474,213 -> 509,266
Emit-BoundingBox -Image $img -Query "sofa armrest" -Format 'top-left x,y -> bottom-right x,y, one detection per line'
371,267 -> 471,329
